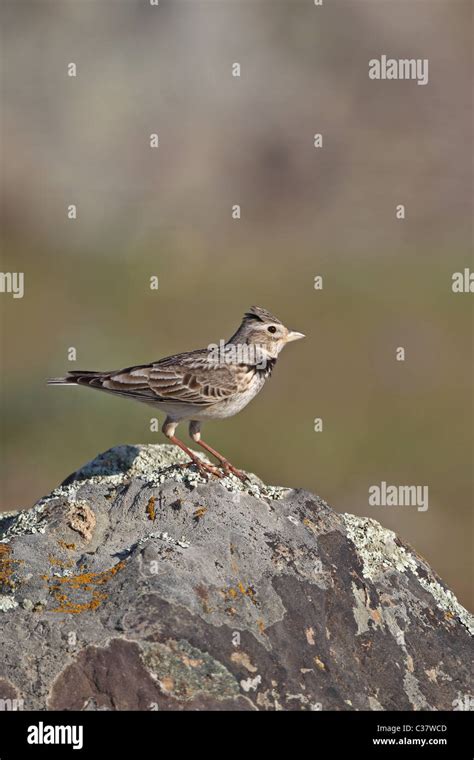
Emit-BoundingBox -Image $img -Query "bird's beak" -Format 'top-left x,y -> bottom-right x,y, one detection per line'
286,330 -> 305,342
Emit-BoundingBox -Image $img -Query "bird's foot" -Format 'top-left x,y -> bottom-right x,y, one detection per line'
219,461 -> 249,482
180,459 -> 223,479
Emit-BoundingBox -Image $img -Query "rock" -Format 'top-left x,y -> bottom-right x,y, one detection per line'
0,444 -> 472,711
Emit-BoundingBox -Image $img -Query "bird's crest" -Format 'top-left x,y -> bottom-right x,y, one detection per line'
243,306 -> 283,324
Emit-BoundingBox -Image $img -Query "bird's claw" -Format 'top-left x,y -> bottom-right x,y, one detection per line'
182,459 -> 223,479
179,458 -> 247,482
220,462 -> 249,482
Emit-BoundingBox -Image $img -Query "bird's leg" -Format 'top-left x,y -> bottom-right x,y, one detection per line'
162,419 -> 222,478
189,421 -> 248,482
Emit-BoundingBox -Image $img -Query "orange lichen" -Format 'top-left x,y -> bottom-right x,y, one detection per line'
221,582 -> 259,607
0,544 -> 23,591
48,554 -> 74,569
240,583 -> 258,607
370,609 -> 382,624
0,544 -> 14,590
51,592 -> 108,614
58,540 -> 76,551
303,517 -> 318,534
146,496 -> 156,522
313,656 -> 326,670
46,561 -> 126,589
221,587 -> 238,601
44,560 -> 126,614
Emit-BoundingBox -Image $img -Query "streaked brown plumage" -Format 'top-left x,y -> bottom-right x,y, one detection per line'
48,306 -> 305,480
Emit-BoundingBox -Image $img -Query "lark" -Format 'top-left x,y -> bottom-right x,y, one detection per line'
48,306 -> 305,481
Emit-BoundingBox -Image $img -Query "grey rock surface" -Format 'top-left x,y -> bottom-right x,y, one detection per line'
0,444 -> 472,711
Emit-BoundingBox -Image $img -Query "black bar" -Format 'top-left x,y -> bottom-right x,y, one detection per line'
0,710 -> 471,758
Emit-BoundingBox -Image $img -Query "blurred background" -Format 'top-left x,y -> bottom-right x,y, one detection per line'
0,0 -> 472,608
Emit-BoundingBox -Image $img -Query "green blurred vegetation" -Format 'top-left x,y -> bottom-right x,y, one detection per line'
1,239 -> 472,607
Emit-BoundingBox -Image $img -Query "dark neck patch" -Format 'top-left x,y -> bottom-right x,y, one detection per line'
250,357 -> 277,379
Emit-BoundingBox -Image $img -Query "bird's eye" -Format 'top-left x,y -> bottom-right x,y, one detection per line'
267,325 -> 277,334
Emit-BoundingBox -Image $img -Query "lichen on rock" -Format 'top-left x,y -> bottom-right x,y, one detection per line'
0,444 -> 472,711
343,513 -> 474,636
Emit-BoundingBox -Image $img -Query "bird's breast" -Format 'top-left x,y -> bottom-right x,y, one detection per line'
195,368 -> 267,420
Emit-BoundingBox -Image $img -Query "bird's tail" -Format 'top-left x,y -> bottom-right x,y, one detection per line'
47,371 -> 104,386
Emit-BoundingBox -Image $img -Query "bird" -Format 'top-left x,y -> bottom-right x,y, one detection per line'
48,306 -> 305,481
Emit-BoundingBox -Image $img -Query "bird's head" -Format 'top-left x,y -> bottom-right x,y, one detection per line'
227,306 -> 305,361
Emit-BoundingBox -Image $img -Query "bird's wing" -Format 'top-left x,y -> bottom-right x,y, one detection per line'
100,350 -> 241,406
